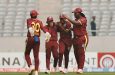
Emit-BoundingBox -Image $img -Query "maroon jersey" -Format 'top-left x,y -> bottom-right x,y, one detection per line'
58,21 -> 72,40
57,21 -> 72,47
27,18 -> 46,37
73,17 -> 87,36
44,23 -> 58,41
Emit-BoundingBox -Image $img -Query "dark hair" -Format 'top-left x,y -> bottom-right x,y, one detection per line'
80,13 -> 86,18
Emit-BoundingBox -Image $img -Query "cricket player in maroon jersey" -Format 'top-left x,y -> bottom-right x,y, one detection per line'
24,10 -> 51,75
44,16 -> 59,74
57,14 -> 72,73
62,8 -> 89,74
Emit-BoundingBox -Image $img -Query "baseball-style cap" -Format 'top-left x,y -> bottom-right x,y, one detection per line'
30,10 -> 39,16
72,7 -> 82,13
47,16 -> 53,22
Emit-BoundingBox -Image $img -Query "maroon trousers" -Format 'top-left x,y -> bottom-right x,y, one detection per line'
73,35 -> 88,69
58,39 -> 72,69
45,41 -> 58,70
25,37 -> 40,71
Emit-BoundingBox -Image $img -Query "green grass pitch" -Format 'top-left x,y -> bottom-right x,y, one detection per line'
0,72 -> 115,75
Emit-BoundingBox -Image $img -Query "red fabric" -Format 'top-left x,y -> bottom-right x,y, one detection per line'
44,23 -> 59,70
58,40 -> 71,68
73,35 -> 88,69
73,17 -> 87,36
45,41 -> 58,70
25,37 -> 40,70
25,18 -> 47,71
57,21 -> 72,68
72,16 -> 88,69
27,18 -> 47,37
58,21 -> 72,47
44,23 -> 58,41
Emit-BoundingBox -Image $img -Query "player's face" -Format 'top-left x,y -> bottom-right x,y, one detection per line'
48,21 -> 54,27
74,12 -> 80,19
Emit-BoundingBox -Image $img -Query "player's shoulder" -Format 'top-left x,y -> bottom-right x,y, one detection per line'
81,17 -> 86,20
27,18 -> 31,21
36,18 -> 43,23
80,17 -> 87,22
35,18 -> 41,21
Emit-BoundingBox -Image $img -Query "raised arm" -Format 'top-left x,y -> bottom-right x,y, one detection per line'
62,14 -> 82,26
40,21 -> 48,33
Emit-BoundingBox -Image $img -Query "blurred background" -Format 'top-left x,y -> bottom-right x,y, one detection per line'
0,0 -> 115,72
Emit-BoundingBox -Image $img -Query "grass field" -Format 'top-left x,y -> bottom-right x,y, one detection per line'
0,72 -> 115,75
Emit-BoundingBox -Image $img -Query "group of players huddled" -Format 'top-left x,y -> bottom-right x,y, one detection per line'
24,7 -> 89,75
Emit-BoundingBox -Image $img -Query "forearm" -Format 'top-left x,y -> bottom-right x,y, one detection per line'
66,18 -> 77,25
42,27 -> 47,33
62,14 -> 81,26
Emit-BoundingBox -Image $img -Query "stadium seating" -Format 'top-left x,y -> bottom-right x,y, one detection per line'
0,0 -> 36,37
0,0 -> 115,37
